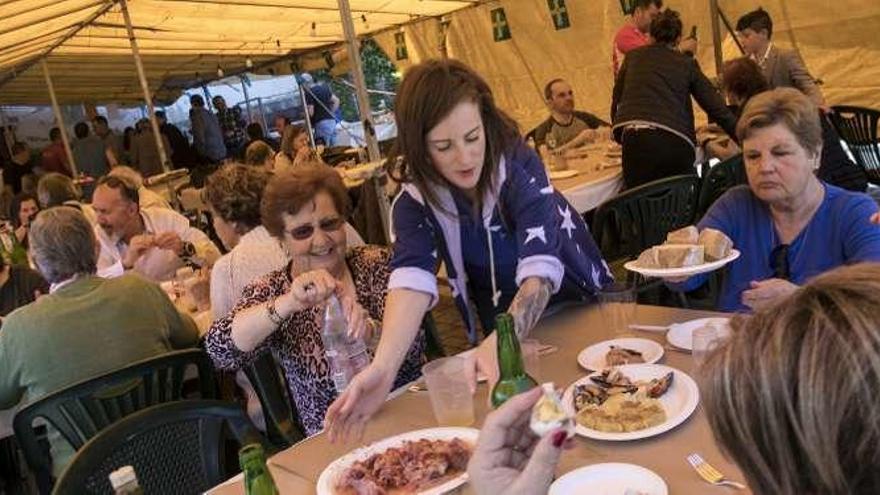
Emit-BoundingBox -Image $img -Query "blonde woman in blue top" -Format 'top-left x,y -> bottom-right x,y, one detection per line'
671,88 -> 880,311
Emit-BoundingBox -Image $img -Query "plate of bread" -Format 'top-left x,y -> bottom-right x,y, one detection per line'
624,226 -> 739,278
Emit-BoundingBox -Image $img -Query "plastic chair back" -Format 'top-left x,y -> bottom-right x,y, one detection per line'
593,174 -> 700,262
696,155 -> 748,219
242,352 -> 306,450
828,105 -> 880,185
51,400 -> 263,495
13,349 -> 216,484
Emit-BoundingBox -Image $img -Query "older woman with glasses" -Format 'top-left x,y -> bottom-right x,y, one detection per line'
204,165 -> 424,436
668,88 -> 880,311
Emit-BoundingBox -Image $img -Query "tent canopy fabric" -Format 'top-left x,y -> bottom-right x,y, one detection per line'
1,0 -> 879,134
0,0 -> 475,104
372,0 -> 880,133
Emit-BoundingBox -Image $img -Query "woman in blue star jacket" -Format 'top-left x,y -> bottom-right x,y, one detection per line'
326,59 -> 612,440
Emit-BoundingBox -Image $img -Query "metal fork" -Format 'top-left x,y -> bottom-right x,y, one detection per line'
687,453 -> 747,490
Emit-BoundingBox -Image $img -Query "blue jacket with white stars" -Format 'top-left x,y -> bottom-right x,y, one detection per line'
388,143 -> 613,343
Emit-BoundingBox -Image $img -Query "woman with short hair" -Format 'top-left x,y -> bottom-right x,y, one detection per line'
244,140 -> 275,170
35,173 -> 97,225
612,9 -> 738,188
669,88 -> 880,311
204,165 -> 424,436
203,164 -> 285,319
703,262 -> 880,494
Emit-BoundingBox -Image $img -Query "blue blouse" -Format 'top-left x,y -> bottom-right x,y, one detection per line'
676,184 -> 880,312
387,144 -> 613,341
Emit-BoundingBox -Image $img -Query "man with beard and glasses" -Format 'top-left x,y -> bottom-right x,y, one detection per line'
92,175 -> 220,281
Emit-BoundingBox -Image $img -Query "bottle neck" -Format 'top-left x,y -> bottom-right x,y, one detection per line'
496,319 -> 526,378
240,445 -> 269,473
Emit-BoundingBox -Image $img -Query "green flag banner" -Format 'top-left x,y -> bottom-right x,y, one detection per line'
490,8 -> 511,42
394,32 -> 408,60
548,0 -> 570,30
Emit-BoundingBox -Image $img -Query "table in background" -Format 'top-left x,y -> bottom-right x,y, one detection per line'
552,141 -> 624,214
262,304 -> 752,494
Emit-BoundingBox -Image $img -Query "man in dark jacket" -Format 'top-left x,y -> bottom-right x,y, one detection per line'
531,79 -> 609,151
155,111 -> 196,169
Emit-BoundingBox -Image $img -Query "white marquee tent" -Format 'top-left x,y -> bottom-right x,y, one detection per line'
1,0 -> 879,136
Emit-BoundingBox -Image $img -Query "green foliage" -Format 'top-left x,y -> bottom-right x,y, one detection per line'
315,39 -> 399,122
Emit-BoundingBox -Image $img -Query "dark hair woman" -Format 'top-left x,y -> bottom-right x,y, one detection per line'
325,58 -> 612,442
611,9 -> 738,189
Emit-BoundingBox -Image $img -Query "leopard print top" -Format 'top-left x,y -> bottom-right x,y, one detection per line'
204,245 -> 426,435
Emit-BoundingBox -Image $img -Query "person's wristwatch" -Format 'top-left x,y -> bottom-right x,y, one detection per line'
178,241 -> 196,259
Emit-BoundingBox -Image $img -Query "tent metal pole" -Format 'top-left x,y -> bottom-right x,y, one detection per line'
296,76 -> 316,148
41,60 -> 78,177
709,0 -> 724,77
120,0 -> 170,173
240,76 -> 253,123
256,97 -> 269,137
337,0 -> 389,241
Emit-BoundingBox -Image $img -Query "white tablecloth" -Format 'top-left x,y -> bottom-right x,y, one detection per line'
549,141 -> 624,214
559,172 -> 624,214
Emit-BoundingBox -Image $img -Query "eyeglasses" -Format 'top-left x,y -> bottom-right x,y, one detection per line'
769,244 -> 791,280
285,216 -> 345,240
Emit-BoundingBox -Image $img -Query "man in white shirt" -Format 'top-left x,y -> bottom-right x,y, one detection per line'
92,175 -> 220,281
107,166 -> 172,211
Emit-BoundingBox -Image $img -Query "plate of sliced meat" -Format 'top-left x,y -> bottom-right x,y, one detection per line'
318,427 -> 478,495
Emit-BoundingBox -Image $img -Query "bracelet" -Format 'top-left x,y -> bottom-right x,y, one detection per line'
265,298 -> 285,325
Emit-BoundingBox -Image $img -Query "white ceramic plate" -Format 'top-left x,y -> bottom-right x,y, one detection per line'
549,169 -> 579,180
549,463 -> 668,495
562,364 -> 699,441
577,338 -> 664,371
666,317 -> 731,351
316,427 -> 479,495
623,249 -> 740,278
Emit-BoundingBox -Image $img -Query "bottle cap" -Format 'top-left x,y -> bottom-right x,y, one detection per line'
109,466 -> 137,488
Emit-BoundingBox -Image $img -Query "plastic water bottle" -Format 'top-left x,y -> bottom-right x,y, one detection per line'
321,293 -> 370,393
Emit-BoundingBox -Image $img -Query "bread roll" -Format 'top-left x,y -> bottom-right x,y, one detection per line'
698,228 -> 733,260
654,244 -> 704,268
636,247 -> 658,268
666,226 -> 699,245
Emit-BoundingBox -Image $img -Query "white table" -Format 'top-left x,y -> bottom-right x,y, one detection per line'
550,141 -> 624,213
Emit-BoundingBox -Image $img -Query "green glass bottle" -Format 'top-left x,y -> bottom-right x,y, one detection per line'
490,313 -> 538,408
239,443 -> 279,495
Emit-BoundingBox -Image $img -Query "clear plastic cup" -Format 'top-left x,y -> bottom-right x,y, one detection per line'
421,356 -> 475,427
521,339 -> 542,382
692,324 -> 722,369
597,283 -> 637,337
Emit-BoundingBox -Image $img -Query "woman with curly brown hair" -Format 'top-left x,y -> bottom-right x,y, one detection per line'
205,163 -> 365,318
203,164 -> 286,318
204,165 -> 423,435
